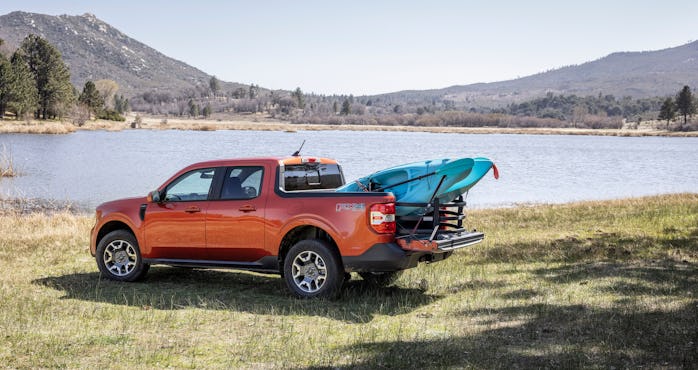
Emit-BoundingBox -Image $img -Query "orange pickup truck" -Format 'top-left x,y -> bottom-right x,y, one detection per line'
90,156 -> 484,298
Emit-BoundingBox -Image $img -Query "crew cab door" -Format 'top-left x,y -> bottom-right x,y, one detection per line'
205,166 -> 268,261
144,167 -> 218,259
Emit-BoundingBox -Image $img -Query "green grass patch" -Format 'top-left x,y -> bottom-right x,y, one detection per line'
1,194 -> 696,368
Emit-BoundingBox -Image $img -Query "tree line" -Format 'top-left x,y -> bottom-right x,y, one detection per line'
0,35 -> 128,123
497,93 -> 664,123
132,80 -> 697,131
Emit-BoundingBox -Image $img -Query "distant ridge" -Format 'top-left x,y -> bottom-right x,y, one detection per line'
0,11 -> 247,97
374,40 -> 698,106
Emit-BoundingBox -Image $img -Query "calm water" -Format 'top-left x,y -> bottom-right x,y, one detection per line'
1,130 -> 697,209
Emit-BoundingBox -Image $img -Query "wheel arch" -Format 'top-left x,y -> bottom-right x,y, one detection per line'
278,225 -> 342,273
96,220 -> 136,246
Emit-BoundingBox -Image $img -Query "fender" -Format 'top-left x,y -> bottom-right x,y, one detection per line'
90,200 -> 146,256
275,213 -> 344,252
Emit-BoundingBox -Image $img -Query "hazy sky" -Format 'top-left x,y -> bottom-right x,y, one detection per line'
1,1 -> 697,95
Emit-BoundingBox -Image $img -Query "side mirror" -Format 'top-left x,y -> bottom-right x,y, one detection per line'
148,190 -> 161,203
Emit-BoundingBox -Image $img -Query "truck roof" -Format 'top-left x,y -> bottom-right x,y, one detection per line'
182,156 -> 339,170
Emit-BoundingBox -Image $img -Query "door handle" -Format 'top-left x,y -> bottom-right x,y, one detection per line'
184,206 -> 201,213
239,204 -> 256,212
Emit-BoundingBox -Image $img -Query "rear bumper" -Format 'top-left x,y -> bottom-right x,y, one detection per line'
343,243 -> 423,272
343,231 -> 484,273
341,243 -> 450,273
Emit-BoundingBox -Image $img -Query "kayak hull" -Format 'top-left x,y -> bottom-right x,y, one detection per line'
337,157 -> 490,216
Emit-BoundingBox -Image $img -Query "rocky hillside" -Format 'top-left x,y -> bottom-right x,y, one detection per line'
0,11 -> 246,98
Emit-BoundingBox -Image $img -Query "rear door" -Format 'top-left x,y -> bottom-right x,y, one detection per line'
144,167 -> 218,259
205,166 -> 268,261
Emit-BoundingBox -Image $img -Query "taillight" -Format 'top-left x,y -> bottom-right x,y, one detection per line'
370,203 -> 396,234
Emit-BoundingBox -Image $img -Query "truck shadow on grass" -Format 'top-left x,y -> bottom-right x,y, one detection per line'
335,301 -> 698,368
329,261 -> 698,368
478,228 -> 697,264
33,268 -> 442,323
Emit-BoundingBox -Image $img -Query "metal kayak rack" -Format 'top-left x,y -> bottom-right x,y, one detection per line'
394,195 -> 484,252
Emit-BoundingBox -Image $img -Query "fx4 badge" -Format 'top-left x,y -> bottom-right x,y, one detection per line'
336,203 -> 365,212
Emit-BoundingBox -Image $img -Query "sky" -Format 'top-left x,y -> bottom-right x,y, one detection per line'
1,0 -> 697,96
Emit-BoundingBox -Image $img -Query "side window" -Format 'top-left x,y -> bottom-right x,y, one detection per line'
221,166 -> 264,200
283,164 -> 344,191
164,168 -> 215,202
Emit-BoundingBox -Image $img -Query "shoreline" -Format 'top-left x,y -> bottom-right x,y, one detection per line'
0,197 -> 82,215
3,193 -> 695,215
1,115 -> 697,137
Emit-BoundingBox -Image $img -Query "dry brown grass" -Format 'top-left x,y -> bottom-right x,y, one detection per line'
0,120 -> 76,134
2,115 -> 697,136
0,144 -> 19,177
146,117 -> 698,137
0,194 -> 696,368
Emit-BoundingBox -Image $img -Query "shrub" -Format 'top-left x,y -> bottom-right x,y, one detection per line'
97,110 -> 125,122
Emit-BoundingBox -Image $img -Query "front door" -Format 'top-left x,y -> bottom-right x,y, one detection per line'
144,167 -> 217,259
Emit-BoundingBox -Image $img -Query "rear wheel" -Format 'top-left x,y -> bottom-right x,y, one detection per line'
359,271 -> 403,287
283,240 -> 344,299
96,230 -> 149,281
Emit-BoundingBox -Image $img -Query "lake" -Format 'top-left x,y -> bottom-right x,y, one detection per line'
1,130 -> 697,210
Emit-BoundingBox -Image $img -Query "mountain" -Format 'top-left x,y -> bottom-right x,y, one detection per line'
375,41 -> 698,107
0,11 -> 247,98
1,11 -> 696,107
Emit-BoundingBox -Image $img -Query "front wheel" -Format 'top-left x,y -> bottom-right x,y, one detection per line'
359,271 -> 403,287
96,230 -> 149,282
283,240 -> 344,299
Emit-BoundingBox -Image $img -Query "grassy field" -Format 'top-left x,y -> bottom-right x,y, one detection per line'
0,194 -> 696,368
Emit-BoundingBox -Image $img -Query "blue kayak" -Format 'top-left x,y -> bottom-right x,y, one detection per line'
437,157 -> 498,203
336,157 -> 488,216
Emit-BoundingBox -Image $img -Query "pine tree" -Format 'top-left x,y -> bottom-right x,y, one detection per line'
341,99 -> 351,115
209,76 -> 220,97
0,55 -> 10,118
676,85 -> 696,128
188,99 -> 200,117
20,34 -> 75,119
78,81 -> 104,117
114,95 -> 124,114
248,84 -> 258,99
7,51 -> 39,119
203,103 -> 212,118
114,95 -> 130,114
658,97 -> 676,130
292,87 -> 305,109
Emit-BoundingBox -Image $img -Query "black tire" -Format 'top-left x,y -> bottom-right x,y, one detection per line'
96,230 -> 150,282
283,239 -> 344,299
359,271 -> 403,287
